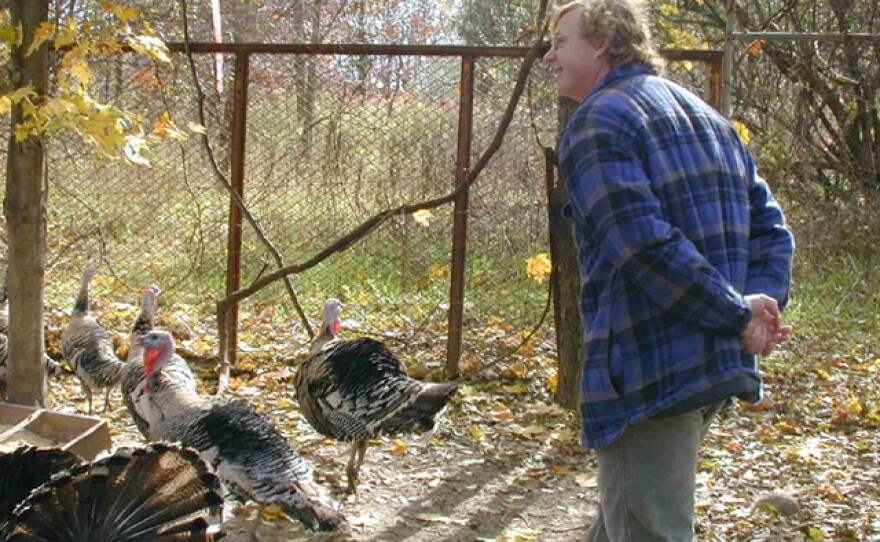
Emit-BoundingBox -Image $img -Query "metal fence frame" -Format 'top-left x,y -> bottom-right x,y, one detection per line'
163,42 -> 723,371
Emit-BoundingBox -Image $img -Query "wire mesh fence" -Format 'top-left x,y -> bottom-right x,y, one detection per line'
1,44 -> 720,367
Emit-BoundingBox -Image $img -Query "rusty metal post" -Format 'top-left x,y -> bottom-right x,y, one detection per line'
225,52 -> 250,367
708,54 -> 723,112
446,56 -> 475,377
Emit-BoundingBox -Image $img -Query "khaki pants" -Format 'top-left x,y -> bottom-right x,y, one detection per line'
586,401 -> 725,542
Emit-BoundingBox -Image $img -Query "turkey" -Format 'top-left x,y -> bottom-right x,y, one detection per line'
120,285 -> 198,439
61,265 -> 124,414
295,298 -> 458,494
137,330 -> 346,532
0,443 -> 225,541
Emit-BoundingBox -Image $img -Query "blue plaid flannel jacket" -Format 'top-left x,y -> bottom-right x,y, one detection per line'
559,62 -> 795,449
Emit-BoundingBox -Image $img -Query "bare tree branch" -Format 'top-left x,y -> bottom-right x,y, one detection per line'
177,0 -> 313,391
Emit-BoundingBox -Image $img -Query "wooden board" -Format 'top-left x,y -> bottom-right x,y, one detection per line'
0,403 -> 112,460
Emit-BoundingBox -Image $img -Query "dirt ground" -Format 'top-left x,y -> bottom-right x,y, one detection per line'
39,336 -> 880,542
46,369 -> 596,542
219,421 -> 596,542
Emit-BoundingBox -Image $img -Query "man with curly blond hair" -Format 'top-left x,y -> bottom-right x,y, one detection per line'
544,0 -> 795,539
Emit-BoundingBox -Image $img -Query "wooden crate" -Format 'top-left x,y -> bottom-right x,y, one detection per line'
0,403 -> 112,460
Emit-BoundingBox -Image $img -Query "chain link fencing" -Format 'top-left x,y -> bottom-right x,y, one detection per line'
0,46 -> 719,366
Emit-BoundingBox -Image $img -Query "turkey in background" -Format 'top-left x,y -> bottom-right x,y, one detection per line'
60,264 -> 124,414
295,298 -> 458,494
137,330 -> 346,533
0,442 -> 225,541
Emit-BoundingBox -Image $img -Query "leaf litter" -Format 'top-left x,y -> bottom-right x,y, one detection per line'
35,299 -> 880,541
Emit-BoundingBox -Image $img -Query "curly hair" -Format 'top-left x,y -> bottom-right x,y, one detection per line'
549,0 -> 664,72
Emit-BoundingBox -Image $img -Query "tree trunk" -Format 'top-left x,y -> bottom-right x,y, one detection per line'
549,98 -> 584,411
4,0 -> 50,407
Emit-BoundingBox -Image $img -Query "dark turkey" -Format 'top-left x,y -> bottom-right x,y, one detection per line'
138,330 -> 345,532
120,285 -> 198,439
0,443 -> 225,541
295,298 -> 458,494
60,265 -> 124,414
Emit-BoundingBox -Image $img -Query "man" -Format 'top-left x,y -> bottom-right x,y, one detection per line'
544,1 -> 795,540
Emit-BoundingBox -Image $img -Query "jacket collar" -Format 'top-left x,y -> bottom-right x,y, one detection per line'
587,62 -> 654,100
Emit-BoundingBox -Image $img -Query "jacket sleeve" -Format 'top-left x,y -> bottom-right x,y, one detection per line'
560,107 -> 752,336
742,155 -> 795,308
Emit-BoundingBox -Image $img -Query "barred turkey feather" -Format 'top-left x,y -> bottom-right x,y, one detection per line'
295,299 -> 458,493
0,443 -> 225,542
61,265 -> 124,414
138,331 -> 345,532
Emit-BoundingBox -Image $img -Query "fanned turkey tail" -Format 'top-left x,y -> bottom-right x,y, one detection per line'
2,443 -> 225,542
0,447 -> 82,525
412,382 -> 458,429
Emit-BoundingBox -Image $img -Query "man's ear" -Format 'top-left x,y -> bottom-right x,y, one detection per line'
594,41 -> 610,60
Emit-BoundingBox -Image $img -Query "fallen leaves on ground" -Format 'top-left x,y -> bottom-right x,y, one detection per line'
33,297 -> 880,541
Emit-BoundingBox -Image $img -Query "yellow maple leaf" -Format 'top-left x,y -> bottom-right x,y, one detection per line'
68,59 -> 93,85
469,425 -> 486,441
42,96 -> 78,116
412,209 -> 433,227
153,111 -> 185,140
25,22 -> 55,57
103,2 -> 141,22
428,263 -> 448,279
3,86 -> 37,106
845,395 -> 863,416
187,122 -> 207,134
259,503 -> 288,521
81,108 -> 126,153
525,252 -> 552,285
732,120 -> 751,145
126,35 -> 170,63
390,439 -> 409,454
55,18 -> 80,49
0,23 -> 22,45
